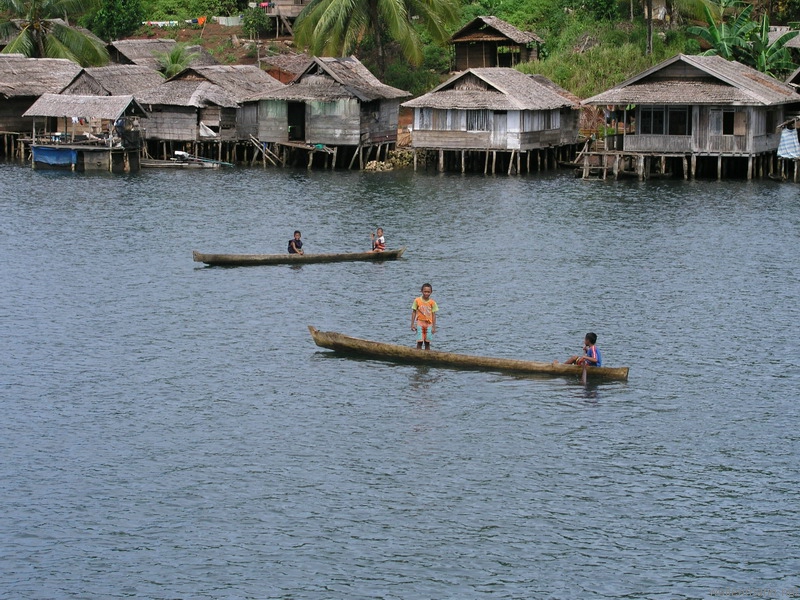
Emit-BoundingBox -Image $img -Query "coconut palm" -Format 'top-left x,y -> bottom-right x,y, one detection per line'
293,0 -> 459,75
0,0 -> 109,66
155,43 -> 201,78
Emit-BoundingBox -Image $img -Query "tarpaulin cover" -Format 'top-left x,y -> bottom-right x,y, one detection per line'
777,127 -> 800,159
32,146 -> 78,165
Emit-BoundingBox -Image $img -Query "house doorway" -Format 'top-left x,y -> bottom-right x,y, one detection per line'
288,102 -> 305,142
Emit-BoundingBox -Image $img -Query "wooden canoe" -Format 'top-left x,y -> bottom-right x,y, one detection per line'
308,326 -> 629,381
193,247 -> 405,266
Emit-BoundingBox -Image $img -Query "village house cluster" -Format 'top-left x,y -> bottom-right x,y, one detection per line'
2,16 -> 800,179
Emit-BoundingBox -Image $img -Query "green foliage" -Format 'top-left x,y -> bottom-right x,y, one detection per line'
155,41 -> 200,76
0,0 -> 110,64
83,0 -> 145,41
517,24 -> 686,98
294,0 -> 460,75
242,6 -> 272,38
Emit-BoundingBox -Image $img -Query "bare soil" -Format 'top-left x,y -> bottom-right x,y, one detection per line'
131,21 -> 297,66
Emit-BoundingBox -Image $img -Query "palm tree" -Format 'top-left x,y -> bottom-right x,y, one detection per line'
155,43 -> 201,78
293,0 -> 459,76
0,0 -> 109,66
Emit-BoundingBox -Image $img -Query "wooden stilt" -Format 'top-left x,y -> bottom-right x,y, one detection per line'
413,149 -> 417,171
717,155 -> 722,180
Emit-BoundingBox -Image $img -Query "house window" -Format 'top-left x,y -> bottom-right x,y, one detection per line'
668,107 -> 691,136
711,109 -> 745,135
723,110 -> 734,135
466,110 -> 490,131
639,106 -> 666,135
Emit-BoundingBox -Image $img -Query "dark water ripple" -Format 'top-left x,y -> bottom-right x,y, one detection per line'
1,163 -> 799,598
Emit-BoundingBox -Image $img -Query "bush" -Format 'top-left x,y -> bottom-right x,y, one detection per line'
242,7 -> 272,39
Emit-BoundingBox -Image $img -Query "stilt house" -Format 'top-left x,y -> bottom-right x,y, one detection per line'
247,56 -> 410,148
582,54 -> 800,179
449,16 -> 543,71
401,67 -> 580,173
135,65 -> 283,144
0,56 -> 82,133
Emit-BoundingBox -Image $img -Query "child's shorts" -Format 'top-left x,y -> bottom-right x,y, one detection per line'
416,325 -> 433,343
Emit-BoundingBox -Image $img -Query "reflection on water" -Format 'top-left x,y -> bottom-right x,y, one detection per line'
1,164 -> 799,598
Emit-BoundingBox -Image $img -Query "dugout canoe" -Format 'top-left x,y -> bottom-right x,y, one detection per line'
308,327 -> 629,381
193,247 -> 405,266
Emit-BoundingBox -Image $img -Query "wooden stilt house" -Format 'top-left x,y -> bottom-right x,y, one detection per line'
134,65 -> 284,160
22,94 -> 147,172
401,67 -> 580,174
582,54 -> 799,180
0,56 -> 82,157
245,56 -> 410,168
449,16 -> 543,71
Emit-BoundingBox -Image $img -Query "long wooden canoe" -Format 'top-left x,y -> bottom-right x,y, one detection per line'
193,247 -> 405,266
309,326 -> 629,381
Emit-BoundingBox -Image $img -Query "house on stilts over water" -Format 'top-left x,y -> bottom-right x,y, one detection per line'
401,67 -> 581,174
581,53 -> 800,180
244,56 -> 410,169
22,93 -> 147,172
0,56 -> 82,160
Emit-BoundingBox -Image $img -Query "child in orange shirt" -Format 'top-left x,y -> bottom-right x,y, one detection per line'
411,283 -> 438,350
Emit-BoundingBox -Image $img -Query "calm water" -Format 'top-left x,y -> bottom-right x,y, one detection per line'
1,162 -> 798,599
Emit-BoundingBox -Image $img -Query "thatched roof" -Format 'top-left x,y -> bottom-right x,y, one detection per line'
22,93 -> 147,119
0,56 -> 82,98
135,79 -> 239,108
583,54 -> 798,106
171,65 -> 284,102
249,56 -> 409,102
402,68 -> 579,111
450,16 -> 543,45
261,52 -> 313,76
61,65 -> 165,96
767,27 -> 800,49
108,39 -> 218,70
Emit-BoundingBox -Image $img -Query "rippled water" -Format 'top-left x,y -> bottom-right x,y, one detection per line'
1,162 -> 798,598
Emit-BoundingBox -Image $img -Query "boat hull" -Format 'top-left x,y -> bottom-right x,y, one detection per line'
193,247 -> 405,266
308,327 -> 629,381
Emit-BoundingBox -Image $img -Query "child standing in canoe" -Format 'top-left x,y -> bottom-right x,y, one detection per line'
411,283 -> 438,350
561,332 -> 602,367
